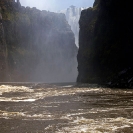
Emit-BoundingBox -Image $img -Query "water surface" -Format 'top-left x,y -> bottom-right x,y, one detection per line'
0,83 -> 133,133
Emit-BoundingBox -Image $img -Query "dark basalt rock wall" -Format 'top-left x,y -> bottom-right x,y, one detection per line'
77,0 -> 133,87
77,0 -> 99,83
0,0 -> 78,82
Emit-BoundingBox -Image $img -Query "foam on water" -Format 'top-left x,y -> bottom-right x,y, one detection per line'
0,84 -> 103,102
1,83 -> 133,132
0,85 -> 33,94
0,98 -> 36,102
56,117 -> 133,133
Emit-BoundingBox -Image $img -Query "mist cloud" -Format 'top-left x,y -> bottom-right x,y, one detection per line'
19,0 -> 94,11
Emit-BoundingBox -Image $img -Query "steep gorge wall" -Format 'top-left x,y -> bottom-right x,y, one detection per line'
77,0 -> 133,86
77,1 -> 99,83
0,0 -> 77,82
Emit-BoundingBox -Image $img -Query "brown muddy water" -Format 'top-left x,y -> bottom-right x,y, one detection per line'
0,83 -> 133,133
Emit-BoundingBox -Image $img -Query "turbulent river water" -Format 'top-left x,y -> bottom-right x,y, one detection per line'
0,83 -> 133,133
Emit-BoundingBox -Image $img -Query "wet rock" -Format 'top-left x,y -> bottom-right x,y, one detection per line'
108,68 -> 133,88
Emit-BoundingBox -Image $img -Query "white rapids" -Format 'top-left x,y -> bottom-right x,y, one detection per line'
0,83 -> 133,133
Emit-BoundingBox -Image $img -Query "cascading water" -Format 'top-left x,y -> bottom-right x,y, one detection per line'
59,6 -> 87,47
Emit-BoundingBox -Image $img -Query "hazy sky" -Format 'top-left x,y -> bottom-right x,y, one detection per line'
19,0 -> 94,11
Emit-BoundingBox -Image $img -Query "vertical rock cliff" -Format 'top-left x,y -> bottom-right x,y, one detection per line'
0,0 -> 78,82
77,0 -> 133,87
0,5 -> 8,81
77,1 -> 99,83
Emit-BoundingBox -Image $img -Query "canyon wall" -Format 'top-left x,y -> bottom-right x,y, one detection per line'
0,0 -> 77,82
77,0 -> 133,87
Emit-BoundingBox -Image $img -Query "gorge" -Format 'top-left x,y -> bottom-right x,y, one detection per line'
1,0 -> 133,132
0,0 -> 133,87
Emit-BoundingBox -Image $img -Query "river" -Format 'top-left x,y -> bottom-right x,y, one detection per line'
0,83 -> 133,133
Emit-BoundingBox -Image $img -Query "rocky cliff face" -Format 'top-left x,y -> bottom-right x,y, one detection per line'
0,0 -> 78,82
77,1 -> 99,83
77,0 -> 133,87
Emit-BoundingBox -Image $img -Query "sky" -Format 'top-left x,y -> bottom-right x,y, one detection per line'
19,0 -> 94,12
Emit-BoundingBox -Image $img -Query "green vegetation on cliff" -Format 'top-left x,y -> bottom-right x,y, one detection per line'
0,0 -> 77,82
